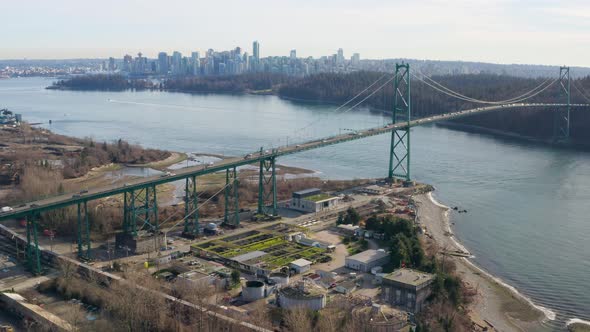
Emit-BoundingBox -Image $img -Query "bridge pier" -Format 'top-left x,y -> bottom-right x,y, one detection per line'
258,156 -> 277,216
224,167 -> 240,227
25,214 -> 41,275
76,201 -> 91,260
183,175 -> 199,238
123,185 -> 159,236
388,62 -> 412,183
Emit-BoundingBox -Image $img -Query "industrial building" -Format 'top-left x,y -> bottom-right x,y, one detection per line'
381,268 -> 435,313
192,223 -> 327,277
337,224 -> 360,236
290,188 -> 340,213
290,258 -> 312,274
345,249 -> 390,272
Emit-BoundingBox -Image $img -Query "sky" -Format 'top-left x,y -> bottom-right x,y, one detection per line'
2,0 -> 590,67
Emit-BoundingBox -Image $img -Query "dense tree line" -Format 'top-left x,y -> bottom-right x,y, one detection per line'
49,74 -> 155,91
278,71 -> 590,142
363,212 -> 472,331
50,73 -> 293,94
162,73 -> 293,93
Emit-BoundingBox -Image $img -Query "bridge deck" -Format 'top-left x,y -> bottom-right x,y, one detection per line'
1,102 -> 587,220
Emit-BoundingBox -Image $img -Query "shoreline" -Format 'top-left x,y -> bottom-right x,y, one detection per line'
415,191 -> 550,332
428,191 -> 555,321
426,191 -> 557,321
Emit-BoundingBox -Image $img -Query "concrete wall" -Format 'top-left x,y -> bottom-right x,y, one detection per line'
381,282 -> 432,313
115,233 -> 162,254
276,293 -> 326,311
0,292 -> 73,331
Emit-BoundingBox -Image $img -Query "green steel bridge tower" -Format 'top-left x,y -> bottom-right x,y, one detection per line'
389,63 -> 411,183
554,66 -> 571,141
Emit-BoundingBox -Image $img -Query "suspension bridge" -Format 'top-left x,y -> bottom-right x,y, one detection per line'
1,64 -> 589,274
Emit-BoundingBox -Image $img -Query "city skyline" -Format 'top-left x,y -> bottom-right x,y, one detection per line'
2,0 -> 590,67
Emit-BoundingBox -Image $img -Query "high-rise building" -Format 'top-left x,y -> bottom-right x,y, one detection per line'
122,54 -> 133,72
290,49 -> 296,60
337,48 -> 344,65
190,52 -> 200,76
108,57 -> 116,71
243,52 -> 249,71
158,52 -> 168,75
252,41 -> 260,70
172,51 -> 182,75
351,53 -> 360,67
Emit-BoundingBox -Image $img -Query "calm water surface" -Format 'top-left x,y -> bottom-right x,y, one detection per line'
2,77 -> 589,329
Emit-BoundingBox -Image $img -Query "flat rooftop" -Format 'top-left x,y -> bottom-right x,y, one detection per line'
290,258 -> 312,267
232,250 -> 267,263
383,268 -> 435,287
304,193 -> 333,202
346,249 -> 389,264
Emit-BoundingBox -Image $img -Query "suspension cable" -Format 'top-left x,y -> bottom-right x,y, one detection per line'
416,71 -> 556,104
572,80 -> 590,103
412,72 -> 559,105
337,75 -> 397,115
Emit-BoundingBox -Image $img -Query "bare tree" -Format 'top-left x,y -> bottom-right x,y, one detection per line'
283,307 -> 312,332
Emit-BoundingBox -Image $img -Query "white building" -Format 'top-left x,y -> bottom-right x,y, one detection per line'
290,258 -> 312,274
345,249 -> 390,273
290,188 -> 340,213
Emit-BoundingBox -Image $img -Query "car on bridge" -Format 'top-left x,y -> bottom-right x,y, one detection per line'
1,206 -> 14,214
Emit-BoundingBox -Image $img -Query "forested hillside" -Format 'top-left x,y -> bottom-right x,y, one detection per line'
278,71 -> 590,142
163,73 -> 293,93
49,74 -> 155,91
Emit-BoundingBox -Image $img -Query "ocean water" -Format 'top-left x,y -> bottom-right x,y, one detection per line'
2,77 -> 589,330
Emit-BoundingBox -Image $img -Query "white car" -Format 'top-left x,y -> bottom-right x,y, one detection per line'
1,206 -> 14,213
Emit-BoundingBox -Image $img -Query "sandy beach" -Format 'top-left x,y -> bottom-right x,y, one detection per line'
414,192 -> 551,332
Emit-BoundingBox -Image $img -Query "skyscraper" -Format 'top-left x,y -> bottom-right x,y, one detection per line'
252,41 -> 260,70
351,53 -> 360,67
337,48 -> 344,65
290,49 -> 296,60
191,52 -> 200,76
108,57 -> 116,71
172,51 -> 182,75
158,52 -> 168,75
122,54 -> 132,72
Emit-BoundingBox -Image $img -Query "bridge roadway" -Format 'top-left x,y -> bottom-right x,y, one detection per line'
1,102 -> 588,221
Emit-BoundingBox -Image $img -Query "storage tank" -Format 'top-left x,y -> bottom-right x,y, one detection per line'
269,272 -> 289,286
276,281 -> 326,311
242,280 -> 266,302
